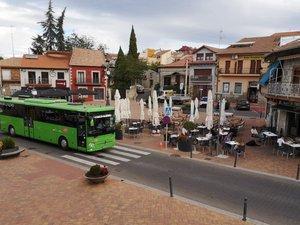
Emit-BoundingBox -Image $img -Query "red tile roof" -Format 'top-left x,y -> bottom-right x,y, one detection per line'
21,52 -> 71,69
159,55 -> 192,68
70,48 -> 106,67
0,57 -> 22,68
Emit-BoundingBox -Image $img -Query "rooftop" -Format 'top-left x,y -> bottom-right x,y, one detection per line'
70,48 -> 106,67
0,57 -> 22,68
21,51 -> 71,69
193,45 -> 221,54
0,97 -> 114,113
159,55 -> 192,68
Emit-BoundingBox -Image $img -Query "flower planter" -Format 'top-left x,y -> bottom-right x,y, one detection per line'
0,147 -> 23,159
85,173 -> 109,184
178,140 -> 192,152
115,130 -> 123,140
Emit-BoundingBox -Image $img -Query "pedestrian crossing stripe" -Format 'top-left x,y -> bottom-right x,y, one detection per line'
96,152 -> 131,162
114,146 -> 151,155
62,155 -> 98,166
109,149 -> 141,158
74,153 -> 120,165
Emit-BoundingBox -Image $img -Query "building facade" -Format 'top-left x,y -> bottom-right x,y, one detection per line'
20,52 -> 71,91
69,48 -> 107,102
261,40 -> 300,137
141,69 -> 159,89
0,57 -> 22,96
189,45 -> 219,98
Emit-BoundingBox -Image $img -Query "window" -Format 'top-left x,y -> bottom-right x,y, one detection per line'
41,72 -> 49,84
164,76 -> 171,86
256,60 -> 261,74
205,53 -> 213,60
225,61 -> 231,73
196,53 -> 204,60
92,72 -> 100,84
94,88 -> 105,100
57,72 -> 64,80
234,83 -> 242,94
237,60 -> 243,74
87,111 -> 115,136
28,71 -> 36,84
250,60 -> 256,74
2,69 -> 11,80
222,82 -> 230,93
77,71 -> 85,84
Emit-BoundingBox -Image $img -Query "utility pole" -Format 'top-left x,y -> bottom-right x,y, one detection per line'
10,25 -> 15,57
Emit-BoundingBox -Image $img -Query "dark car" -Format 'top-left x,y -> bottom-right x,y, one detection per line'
214,99 -> 230,110
236,99 -> 250,110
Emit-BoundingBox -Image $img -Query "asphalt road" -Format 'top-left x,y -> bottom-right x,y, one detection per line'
13,135 -> 300,225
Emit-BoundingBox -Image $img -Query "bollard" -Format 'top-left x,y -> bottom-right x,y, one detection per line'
242,197 -> 248,221
190,148 -> 193,158
169,176 -> 173,197
297,164 -> 300,180
234,152 -> 238,167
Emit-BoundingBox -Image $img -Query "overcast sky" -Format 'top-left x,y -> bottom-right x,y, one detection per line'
0,0 -> 299,57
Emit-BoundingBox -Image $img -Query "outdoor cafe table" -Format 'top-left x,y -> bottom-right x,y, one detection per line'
223,127 -> 230,131
263,131 -> 277,145
225,141 -> 240,154
284,141 -> 300,158
128,127 -> 138,138
190,129 -> 200,136
197,125 -> 207,135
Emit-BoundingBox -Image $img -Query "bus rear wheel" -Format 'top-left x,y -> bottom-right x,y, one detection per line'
59,137 -> 68,151
8,125 -> 16,136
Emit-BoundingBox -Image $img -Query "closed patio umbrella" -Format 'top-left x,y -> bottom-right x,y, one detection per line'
189,100 -> 195,122
163,99 -> 168,116
152,90 -> 160,126
114,89 -> 121,122
220,98 -> 227,126
194,97 -> 199,121
148,96 -> 152,121
126,98 -> 131,119
140,98 -> 145,121
205,90 -> 213,130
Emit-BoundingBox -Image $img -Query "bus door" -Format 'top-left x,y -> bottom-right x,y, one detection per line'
24,107 -> 35,138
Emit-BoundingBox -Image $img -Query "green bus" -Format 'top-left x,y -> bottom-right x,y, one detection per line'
0,97 -> 115,152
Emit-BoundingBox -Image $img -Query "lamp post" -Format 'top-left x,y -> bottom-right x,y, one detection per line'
105,63 -> 111,106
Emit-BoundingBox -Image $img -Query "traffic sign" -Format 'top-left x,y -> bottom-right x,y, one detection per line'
164,106 -> 172,117
162,115 -> 171,125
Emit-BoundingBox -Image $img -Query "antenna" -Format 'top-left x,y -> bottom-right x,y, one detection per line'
219,29 -> 223,48
10,25 -> 15,57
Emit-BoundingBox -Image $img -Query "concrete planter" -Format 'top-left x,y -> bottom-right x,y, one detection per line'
0,147 -> 23,159
85,173 -> 109,184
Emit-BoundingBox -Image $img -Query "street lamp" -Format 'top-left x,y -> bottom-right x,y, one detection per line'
105,64 -> 111,106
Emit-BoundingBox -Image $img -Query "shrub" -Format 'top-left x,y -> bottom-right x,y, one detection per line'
181,104 -> 190,111
115,122 -> 122,130
1,137 -> 15,150
86,164 -> 108,177
183,121 -> 196,131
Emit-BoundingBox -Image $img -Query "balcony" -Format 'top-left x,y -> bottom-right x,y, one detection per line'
190,76 -> 212,83
268,83 -> 300,98
219,68 -> 261,76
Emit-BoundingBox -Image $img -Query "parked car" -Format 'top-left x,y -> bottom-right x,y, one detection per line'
199,96 -> 208,108
236,99 -> 250,110
136,84 -> 144,93
214,99 -> 230,110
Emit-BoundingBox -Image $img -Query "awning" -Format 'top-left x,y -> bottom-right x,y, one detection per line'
259,61 -> 280,86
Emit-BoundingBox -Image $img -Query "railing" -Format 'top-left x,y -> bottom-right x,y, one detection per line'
219,68 -> 261,75
190,76 -> 212,82
268,83 -> 300,97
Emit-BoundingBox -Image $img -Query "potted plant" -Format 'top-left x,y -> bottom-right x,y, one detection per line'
177,134 -> 192,152
183,121 -> 196,132
115,122 -> 123,140
0,137 -> 23,159
85,164 -> 109,184
181,104 -> 190,114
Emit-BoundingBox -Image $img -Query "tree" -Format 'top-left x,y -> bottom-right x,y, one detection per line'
0,56 -> 3,60
97,43 -> 108,53
31,35 -> 46,54
127,25 -> 138,59
39,0 -> 57,51
113,47 -> 129,96
148,62 -> 161,72
56,7 -> 66,51
65,33 -> 95,50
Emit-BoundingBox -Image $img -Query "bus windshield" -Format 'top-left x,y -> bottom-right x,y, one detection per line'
88,112 -> 115,136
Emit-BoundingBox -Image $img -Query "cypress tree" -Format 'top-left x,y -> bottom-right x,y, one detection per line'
56,7 -> 66,51
127,25 -> 138,59
39,0 -> 57,51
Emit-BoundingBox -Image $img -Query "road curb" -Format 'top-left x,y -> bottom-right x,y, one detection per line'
27,149 -> 268,225
117,143 -> 300,183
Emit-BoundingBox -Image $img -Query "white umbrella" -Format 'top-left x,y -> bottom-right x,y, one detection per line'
140,98 -> 145,121
163,99 -> 168,115
205,90 -> 214,130
152,90 -> 160,126
194,97 -> 199,121
220,98 -> 226,126
126,98 -> 131,119
169,96 -> 173,117
121,99 -> 127,120
148,96 -> 152,120
189,100 -> 194,122
114,89 -> 121,122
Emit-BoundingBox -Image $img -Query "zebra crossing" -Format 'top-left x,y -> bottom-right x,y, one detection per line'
61,146 -> 151,167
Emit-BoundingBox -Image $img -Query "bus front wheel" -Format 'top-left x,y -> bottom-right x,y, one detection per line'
59,137 -> 68,150
8,125 -> 16,136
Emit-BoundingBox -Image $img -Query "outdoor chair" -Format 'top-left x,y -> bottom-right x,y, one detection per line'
235,145 -> 246,158
277,143 -> 293,159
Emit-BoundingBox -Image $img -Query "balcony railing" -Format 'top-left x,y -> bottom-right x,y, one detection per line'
190,76 -> 212,82
219,68 -> 261,75
268,83 -> 300,97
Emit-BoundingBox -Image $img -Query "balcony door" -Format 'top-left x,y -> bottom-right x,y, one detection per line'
28,71 -> 36,84
237,60 -> 243,74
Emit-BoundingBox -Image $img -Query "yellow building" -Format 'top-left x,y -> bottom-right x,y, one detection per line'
217,31 -> 300,102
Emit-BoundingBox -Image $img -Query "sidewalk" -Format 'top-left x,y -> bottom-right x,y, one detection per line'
118,118 -> 299,179
0,151 -> 251,225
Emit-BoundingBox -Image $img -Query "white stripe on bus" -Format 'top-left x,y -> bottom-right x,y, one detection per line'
109,150 -> 141,159
62,155 -> 97,166
114,146 -> 151,155
97,152 -> 131,162
74,153 -> 119,166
